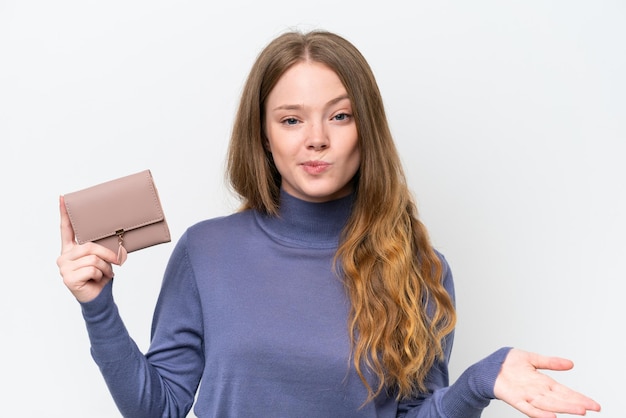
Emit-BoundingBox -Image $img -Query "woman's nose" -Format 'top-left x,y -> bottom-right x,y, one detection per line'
305,123 -> 329,150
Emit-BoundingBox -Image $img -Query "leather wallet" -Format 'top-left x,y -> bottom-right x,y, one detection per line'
63,169 -> 171,264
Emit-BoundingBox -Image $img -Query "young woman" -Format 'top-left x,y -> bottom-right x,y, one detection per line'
58,30 -> 601,418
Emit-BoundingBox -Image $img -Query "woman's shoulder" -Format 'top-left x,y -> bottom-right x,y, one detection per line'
432,248 -> 455,297
167,210 -> 258,261
434,248 -> 451,270
185,209 -> 256,237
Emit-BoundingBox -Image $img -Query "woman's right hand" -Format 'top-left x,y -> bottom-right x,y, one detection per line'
56,195 -> 119,303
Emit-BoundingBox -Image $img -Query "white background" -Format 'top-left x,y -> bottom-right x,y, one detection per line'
1,1 -> 623,417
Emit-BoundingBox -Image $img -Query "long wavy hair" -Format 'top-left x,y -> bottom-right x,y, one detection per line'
226,30 -> 456,402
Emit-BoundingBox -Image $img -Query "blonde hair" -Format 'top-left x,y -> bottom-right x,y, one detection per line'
227,30 -> 456,401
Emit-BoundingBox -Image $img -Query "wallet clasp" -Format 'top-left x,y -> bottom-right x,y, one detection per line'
115,229 -> 128,265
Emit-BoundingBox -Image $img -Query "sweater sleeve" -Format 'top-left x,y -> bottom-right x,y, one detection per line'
80,232 -> 203,418
397,347 -> 511,418
397,253 -> 513,417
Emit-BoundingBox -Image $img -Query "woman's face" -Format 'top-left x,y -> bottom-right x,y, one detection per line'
264,61 -> 360,203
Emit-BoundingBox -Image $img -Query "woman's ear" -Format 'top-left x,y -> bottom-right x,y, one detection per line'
262,133 -> 271,153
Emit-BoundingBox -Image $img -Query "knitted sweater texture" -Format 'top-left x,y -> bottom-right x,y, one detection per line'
81,191 -> 510,417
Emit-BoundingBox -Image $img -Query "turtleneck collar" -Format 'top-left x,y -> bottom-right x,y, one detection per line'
253,190 -> 354,249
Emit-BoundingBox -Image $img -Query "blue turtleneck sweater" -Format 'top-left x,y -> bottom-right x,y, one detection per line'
80,191 -> 510,417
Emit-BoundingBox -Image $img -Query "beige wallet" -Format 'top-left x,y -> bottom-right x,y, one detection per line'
63,169 -> 171,264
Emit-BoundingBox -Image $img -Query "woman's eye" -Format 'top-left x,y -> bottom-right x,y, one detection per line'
282,118 -> 299,125
333,113 -> 351,121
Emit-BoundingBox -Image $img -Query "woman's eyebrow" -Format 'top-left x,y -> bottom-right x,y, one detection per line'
271,94 -> 351,112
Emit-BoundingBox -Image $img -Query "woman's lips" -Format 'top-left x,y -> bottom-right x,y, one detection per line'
301,161 -> 330,175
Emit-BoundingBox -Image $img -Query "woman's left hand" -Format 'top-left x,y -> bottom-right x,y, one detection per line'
494,348 -> 601,418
